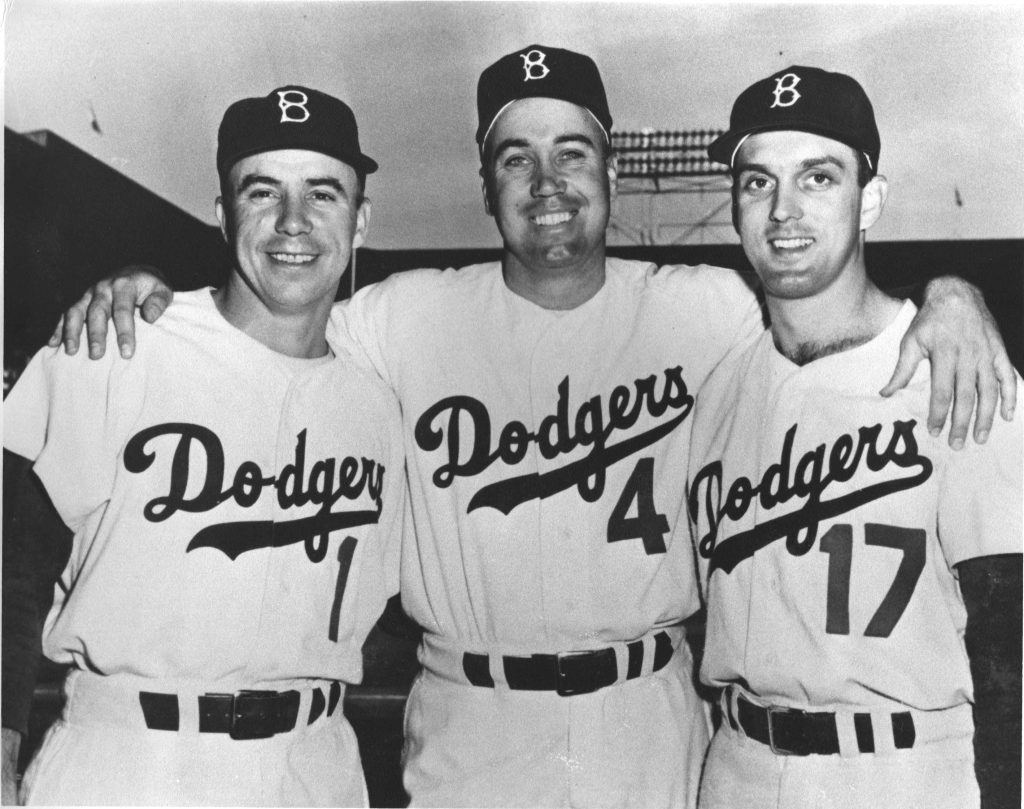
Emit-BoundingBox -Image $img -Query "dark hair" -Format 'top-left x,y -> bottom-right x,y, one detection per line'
855,152 -> 874,187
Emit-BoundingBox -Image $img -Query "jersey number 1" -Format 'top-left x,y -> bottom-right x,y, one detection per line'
328,536 -> 359,642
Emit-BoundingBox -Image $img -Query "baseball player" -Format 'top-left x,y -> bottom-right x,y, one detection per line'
2,86 -> 406,805
36,46 -> 1016,808
687,66 -> 1023,809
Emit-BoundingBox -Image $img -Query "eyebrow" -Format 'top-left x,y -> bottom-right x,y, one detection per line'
236,174 -> 349,196
492,132 -> 598,159
737,155 -> 848,174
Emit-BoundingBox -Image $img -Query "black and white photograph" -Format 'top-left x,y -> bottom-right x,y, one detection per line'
4,3 -> 1022,807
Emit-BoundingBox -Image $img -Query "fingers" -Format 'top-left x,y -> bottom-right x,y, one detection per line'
972,362 -> 998,444
140,287 -> 173,324
925,349 -> 956,439
946,351 -> 979,450
110,277 -> 140,359
879,338 -> 925,398
48,290 -> 94,354
85,288 -> 114,359
991,341 -> 1018,423
47,315 -> 66,348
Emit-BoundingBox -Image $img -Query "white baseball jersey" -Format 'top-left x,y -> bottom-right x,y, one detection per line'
335,258 -> 763,807
687,300 -> 1023,712
3,288 -> 405,806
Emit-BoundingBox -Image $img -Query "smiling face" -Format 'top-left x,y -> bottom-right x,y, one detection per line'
481,97 -> 616,282
216,149 -> 369,316
733,130 -> 886,301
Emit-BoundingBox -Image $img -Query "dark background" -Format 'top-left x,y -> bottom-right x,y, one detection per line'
5,127 -> 1022,807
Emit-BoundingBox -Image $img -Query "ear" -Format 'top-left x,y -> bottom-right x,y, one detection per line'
352,198 -> 372,249
859,174 -> 888,232
215,197 -> 230,243
606,152 -> 619,202
480,166 -> 494,217
730,184 -> 741,235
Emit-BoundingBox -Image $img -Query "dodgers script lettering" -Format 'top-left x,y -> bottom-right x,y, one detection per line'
688,419 -> 932,574
414,368 -> 693,515
123,423 -> 385,561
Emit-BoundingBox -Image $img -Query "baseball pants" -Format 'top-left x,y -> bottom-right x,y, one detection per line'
698,691 -> 979,809
21,670 -> 368,806
402,629 -> 711,808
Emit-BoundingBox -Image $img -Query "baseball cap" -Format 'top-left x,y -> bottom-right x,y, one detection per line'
476,45 -> 613,149
708,66 -> 880,173
217,85 -> 378,177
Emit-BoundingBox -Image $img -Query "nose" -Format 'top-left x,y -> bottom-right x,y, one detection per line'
769,181 -> 803,223
276,194 -> 313,236
531,160 -> 566,198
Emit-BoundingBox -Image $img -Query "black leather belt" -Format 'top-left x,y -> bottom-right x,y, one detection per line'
462,631 -> 673,697
139,683 -> 342,740
732,692 -> 916,756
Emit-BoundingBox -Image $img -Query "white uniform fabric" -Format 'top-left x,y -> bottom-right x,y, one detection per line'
335,258 -> 763,807
687,301 -> 1024,809
3,289 -> 406,806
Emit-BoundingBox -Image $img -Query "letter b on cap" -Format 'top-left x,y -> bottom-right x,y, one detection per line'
277,90 -> 310,123
770,73 -> 801,108
520,49 -> 550,82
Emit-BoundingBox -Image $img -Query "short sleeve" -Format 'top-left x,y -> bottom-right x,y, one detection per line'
330,278 -> 397,388
937,375 -> 1024,565
3,345 -> 126,529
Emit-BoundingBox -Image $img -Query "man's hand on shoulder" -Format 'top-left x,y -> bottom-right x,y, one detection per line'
48,266 -> 174,360
880,276 -> 1016,449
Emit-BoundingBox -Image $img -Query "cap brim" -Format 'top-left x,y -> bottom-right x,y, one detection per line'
709,121 -> 868,169
219,143 -> 378,176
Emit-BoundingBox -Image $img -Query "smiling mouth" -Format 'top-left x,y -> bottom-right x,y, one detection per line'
268,252 -> 317,265
770,237 -> 814,250
531,211 -> 576,227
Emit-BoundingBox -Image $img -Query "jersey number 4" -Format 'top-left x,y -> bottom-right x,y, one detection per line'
607,457 -> 669,555
820,522 -> 925,637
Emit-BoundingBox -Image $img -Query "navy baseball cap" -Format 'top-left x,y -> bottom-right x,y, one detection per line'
217,85 -> 378,177
476,45 -> 613,149
708,66 -> 880,174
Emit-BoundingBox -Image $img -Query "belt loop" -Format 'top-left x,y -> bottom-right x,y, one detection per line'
727,687 -> 743,736
871,709 -> 897,755
834,711 -> 863,758
626,639 -> 643,679
612,643 -> 630,682
489,652 -> 509,688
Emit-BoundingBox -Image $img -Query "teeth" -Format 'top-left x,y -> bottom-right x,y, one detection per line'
270,253 -> 316,264
532,211 -> 574,226
772,238 -> 813,249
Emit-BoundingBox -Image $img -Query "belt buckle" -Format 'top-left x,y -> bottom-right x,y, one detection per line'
230,690 -> 279,740
554,650 -> 599,697
766,705 -> 797,756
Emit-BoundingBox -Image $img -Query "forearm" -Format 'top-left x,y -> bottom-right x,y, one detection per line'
2,452 -> 72,736
2,727 -> 22,805
959,554 -> 1023,809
